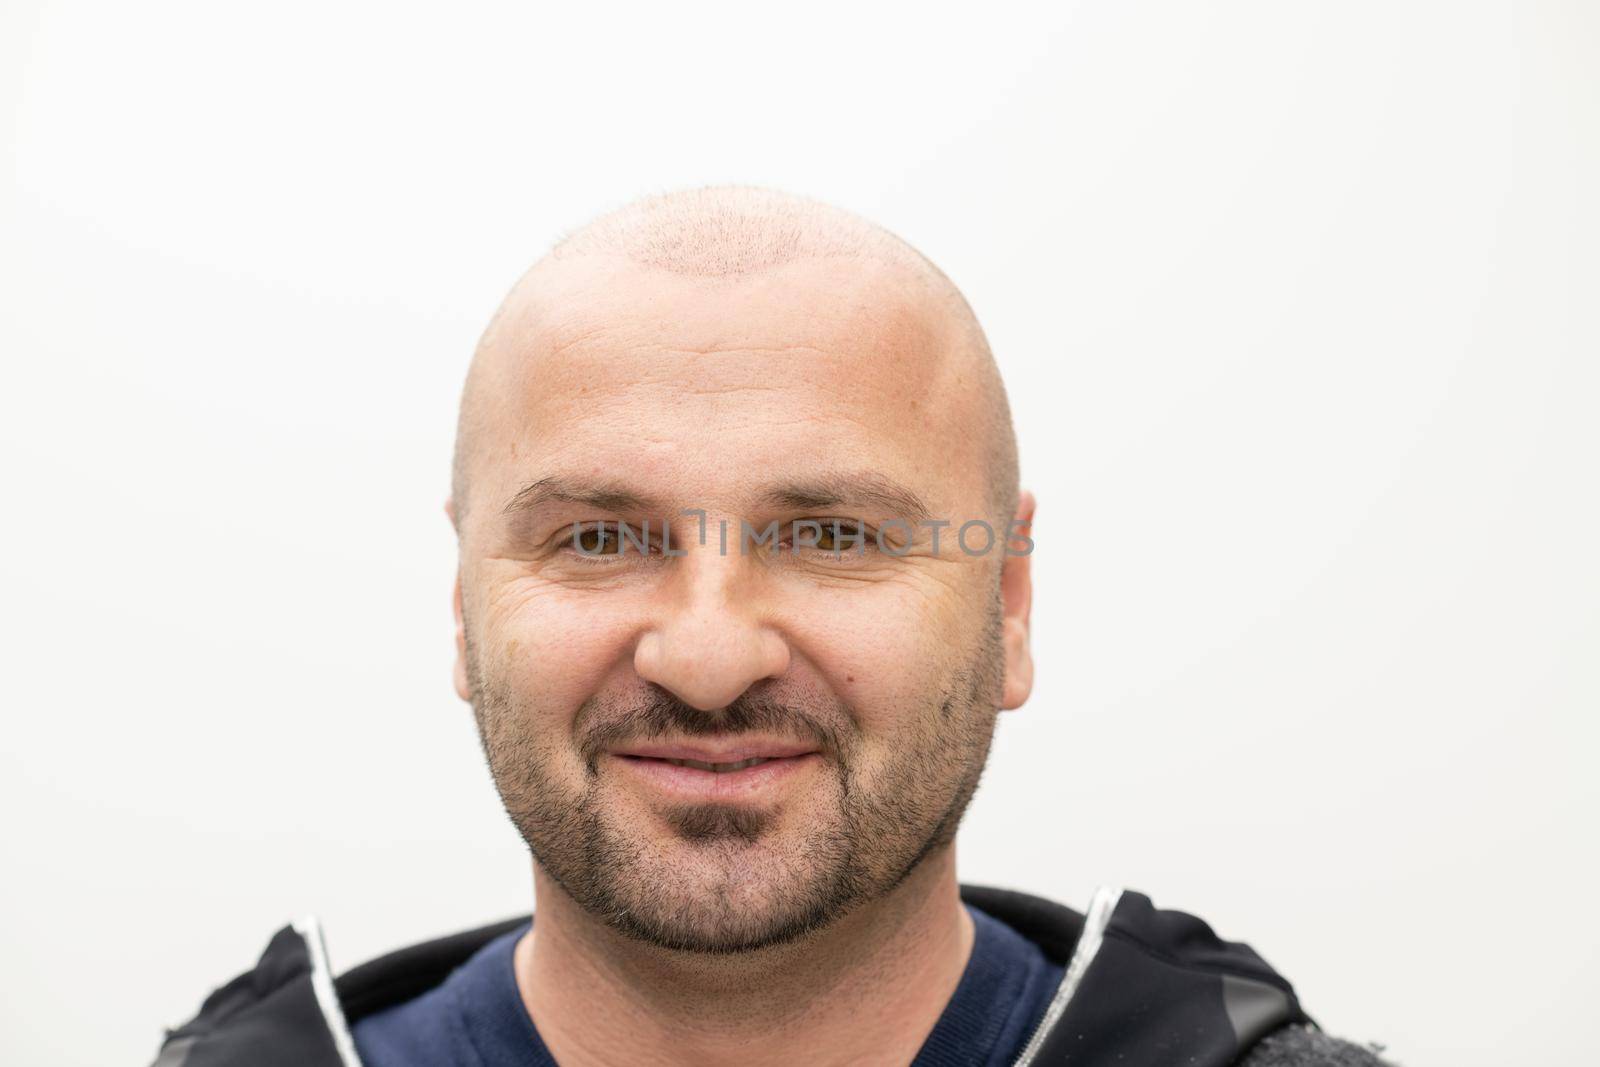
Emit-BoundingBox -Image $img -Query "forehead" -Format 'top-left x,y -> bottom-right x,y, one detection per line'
470,255 -> 984,514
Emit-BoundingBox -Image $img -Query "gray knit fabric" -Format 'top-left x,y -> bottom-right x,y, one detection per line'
1238,1024 -> 1397,1066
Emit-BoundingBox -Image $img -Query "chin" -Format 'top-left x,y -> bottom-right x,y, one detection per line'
594,824 -> 859,954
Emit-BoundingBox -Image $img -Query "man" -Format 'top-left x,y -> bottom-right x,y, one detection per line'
153,188 -> 1390,1066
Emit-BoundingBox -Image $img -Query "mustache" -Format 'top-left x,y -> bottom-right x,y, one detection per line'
576,689 -> 856,771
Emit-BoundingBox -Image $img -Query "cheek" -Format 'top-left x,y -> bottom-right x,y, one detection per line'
785,579 -> 966,733
474,576 -> 644,719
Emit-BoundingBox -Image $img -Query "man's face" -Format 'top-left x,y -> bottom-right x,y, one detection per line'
453,254 -> 1027,952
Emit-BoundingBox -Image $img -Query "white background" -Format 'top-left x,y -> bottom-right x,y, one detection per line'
3,2 -> 1596,1064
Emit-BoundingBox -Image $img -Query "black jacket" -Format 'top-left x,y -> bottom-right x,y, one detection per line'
151,884 -> 1392,1066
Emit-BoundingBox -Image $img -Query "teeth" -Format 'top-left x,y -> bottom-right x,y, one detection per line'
663,757 -> 771,772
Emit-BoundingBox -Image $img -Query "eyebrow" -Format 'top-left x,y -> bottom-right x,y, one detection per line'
759,472 -> 932,525
501,477 -> 666,517
499,471 -> 932,525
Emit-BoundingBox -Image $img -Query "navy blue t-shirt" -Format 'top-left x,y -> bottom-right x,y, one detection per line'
354,904 -> 1063,1066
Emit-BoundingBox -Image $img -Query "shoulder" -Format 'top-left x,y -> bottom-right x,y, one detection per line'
1239,1023 -> 1399,1066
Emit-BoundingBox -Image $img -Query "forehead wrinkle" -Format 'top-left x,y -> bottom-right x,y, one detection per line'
489,322 -> 981,522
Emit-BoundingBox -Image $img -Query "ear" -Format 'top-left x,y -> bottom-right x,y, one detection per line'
999,490 -> 1036,711
447,498 -> 471,702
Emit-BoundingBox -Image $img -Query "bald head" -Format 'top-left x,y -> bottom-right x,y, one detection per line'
550,186 -> 949,278
451,186 -> 1018,533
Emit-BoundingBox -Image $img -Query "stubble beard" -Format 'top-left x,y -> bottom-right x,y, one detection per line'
464,599 -> 1006,955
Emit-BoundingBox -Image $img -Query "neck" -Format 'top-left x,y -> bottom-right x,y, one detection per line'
516,849 -> 975,1067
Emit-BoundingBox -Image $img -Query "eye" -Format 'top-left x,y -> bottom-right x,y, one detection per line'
567,522 -> 621,556
814,520 -> 862,551
786,519 -> 872,554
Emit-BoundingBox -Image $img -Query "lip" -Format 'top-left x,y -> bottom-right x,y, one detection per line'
612,738 -> 820,763
605,742 -> 822,804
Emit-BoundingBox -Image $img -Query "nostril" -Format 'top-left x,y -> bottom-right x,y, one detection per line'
633,626 -> 790,713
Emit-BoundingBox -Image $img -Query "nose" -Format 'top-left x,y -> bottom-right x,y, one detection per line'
633,549 -> 790,711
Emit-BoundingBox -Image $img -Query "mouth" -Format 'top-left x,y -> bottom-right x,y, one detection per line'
606,739 -> 822,802
642,756 -> 779,772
